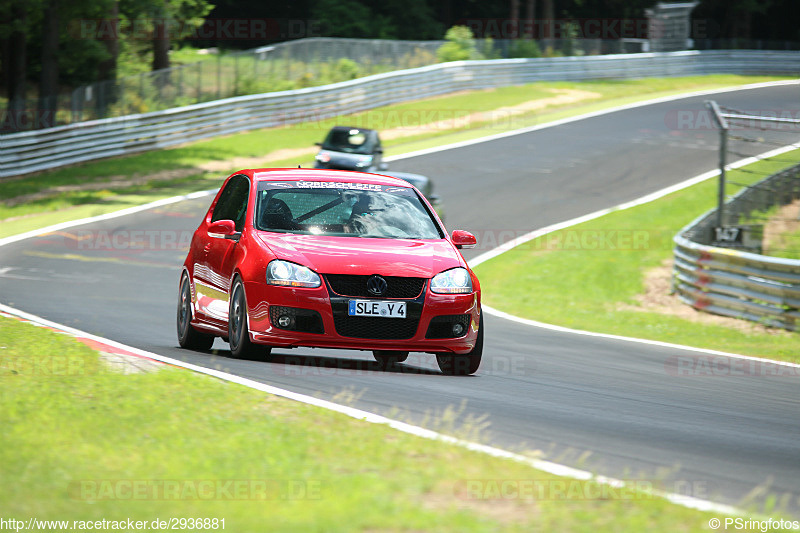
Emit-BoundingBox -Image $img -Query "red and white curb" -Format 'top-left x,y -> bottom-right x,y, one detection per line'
1,307 -> 164,374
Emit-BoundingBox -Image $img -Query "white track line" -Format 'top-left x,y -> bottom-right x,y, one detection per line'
468,141 -> 800,369
0,189 -> 216,249
385,79 -> 800,163
2,80 -> 797,516
0,302 -> 740,515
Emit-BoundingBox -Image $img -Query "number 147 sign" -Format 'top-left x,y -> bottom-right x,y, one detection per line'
713,226 -> 742,243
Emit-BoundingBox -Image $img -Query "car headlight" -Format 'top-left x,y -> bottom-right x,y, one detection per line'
430,267 -> 472,294
267,260 -> 321,288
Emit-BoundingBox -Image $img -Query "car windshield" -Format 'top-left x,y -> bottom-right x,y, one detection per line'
255,181 -> 442,240
320,128 -> 375,155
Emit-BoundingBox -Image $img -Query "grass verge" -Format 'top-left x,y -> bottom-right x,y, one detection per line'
1,74 -> 792,239
0,314 -> 731,531
474,150 -> 800,361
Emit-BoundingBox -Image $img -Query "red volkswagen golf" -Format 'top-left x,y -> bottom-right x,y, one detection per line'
177,168 -> 482,375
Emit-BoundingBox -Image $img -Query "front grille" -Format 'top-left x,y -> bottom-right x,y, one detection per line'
333,315 -> 420,339
426,314 -> 471,339
330,299 -> 422,340
326,274 -> 426,299
270,306 -> 324,334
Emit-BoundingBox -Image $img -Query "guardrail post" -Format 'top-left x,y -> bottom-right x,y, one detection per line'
707,100 -> 729,227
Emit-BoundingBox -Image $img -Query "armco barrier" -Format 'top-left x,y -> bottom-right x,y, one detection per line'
673,163 -> 800,331
3,50 -> 800,178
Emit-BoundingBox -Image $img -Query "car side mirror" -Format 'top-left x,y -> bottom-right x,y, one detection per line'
374,147 -> 383,154
451,230 -> 477,249
208,220 -> 241,242
314,142 -> 322,147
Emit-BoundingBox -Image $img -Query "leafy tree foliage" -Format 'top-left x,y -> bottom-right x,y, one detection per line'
2,0 -> 799,116
436,25 -> 480,62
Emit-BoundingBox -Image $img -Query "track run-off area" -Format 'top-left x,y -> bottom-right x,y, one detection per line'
1,81 -> 799,513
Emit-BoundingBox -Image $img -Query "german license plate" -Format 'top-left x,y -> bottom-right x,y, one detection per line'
348,300 -> 406,318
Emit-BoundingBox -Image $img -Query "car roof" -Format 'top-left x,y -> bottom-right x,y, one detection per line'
248,168 -> 412,188
329,125 -> 376,134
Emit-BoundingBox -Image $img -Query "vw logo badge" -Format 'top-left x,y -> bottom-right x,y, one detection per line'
367,275 -> 388,296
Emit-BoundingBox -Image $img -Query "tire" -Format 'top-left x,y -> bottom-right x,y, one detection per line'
373,350 -> 409,367
435,314 -> 483,376
177,275 -> 215,351
228,278 -> 272,361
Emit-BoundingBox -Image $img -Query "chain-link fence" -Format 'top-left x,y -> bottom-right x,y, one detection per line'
673,103 -> 800,330
70,38 -> 447,129
682,103 -> 800,254
4,36 -> 651,133
680,163 -> 800,249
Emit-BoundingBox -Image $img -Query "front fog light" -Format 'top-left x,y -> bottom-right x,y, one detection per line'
278,315 -> 293,328
452,323 -> 465,336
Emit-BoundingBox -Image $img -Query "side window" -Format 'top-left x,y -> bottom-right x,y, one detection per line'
211,175 -> 250,232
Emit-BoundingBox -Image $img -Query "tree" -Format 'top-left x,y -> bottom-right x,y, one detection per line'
541,0 -> 554,46
311,0 -> 377,38
119,0 -> 213,72
97,1 -> 120,82
509,0 -> 519,39
3,0 -> 32,116
436,25 -> 480,62
38,0 -> 59,127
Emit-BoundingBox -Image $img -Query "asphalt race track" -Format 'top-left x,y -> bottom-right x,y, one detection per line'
2,83 -> 799,512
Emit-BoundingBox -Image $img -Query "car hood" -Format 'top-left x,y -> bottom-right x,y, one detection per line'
256,233 -> 463,278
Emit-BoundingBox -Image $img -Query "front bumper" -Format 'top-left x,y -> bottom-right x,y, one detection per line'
243,278 -> 480,354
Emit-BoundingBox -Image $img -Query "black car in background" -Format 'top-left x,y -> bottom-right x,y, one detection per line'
314,126 -> 386,172
313,126 -> 444,219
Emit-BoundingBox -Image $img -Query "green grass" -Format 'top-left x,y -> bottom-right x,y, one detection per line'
1,74 -> 791,239
745,203 -> 800,260
474,150 -> 800,361
0,315 -> 733,531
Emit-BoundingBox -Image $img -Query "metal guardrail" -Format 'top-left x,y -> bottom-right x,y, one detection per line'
673,163 -> 800,331
3,50 -> 800,178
